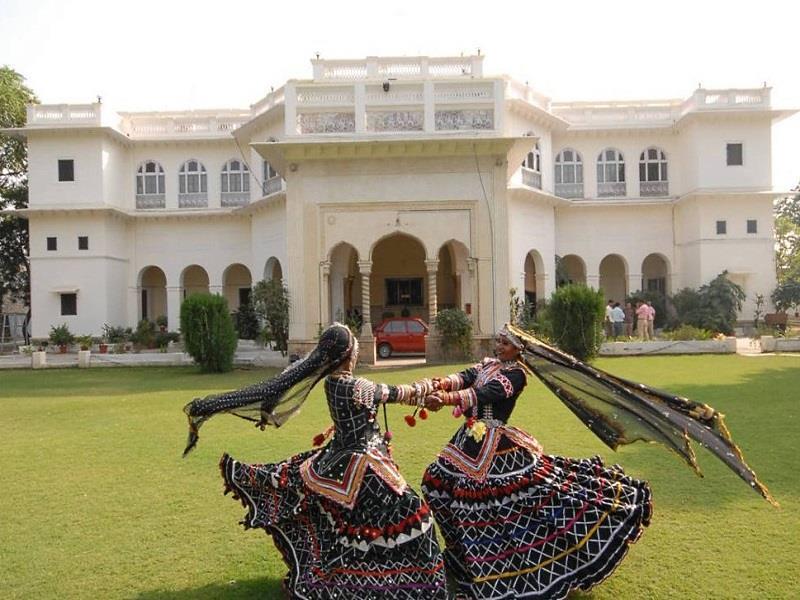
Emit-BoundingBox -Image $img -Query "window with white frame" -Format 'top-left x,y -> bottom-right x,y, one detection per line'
179,160 -> 208,194
522,144 -> 541,172
136,161 -> 165,195
597,148 -> 625,196
554,149 -> 583,198
639,147 -> 668,182
221,159 -> 250,193
638,147 -> 668,196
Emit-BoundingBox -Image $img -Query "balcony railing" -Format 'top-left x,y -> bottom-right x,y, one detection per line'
598,182 -> 627,197
136,194 -> 165,209
555,183 -> 584,199
178,193 -> 208,208
27,103 -> 102,126
521,168 -> 542,189
121,112 -> 251,139
311,55 -> 483,81
640,181 -> 669,197
262,176 -> 285,196
221,192 -> 250,207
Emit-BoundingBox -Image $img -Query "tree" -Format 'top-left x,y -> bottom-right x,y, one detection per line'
0,66 -> 38,305
775,185 -> 800,283
671,271 -> 745,335
252,278 -> 290,355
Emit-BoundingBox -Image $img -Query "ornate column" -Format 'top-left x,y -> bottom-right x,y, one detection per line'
321,261 -> 331,326
357,260 -> 373,335
425,259 -> 439,325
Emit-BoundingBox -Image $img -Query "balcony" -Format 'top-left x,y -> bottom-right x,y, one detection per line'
221,192 -> 250,207
640,181 -> 669,197
521,168 -> 542,189
136,194 -> 165,209
262,176 -> 285,196
598,182 -> 626,197
120,111 -> 251,139
27,103 -> 102,127
555,183 -> 584,199
311,55 -> 483,81
178,193 -> 208,208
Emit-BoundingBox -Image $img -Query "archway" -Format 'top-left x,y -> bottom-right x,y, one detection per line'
181,265 -> 210,299
138,266 -> 167,323
264,257 -> 283,282
370,233 -> 427,326
329,242 -> 360,325
599,254 -> 628,303
223,263 -> 253,310
641,253 -> 670,295
523,250 -> 546,305
437,240 -> 470,312
559,254 -> 586,286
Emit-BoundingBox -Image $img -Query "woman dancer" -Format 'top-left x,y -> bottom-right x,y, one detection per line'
183,323 -> 447,599
422,325 -> 652,599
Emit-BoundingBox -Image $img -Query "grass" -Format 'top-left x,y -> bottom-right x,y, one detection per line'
1,355 -> 799,599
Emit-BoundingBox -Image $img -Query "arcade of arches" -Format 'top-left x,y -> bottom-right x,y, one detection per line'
135,257 -> 281,328
325,234 -> 473,332
525,251 -> 670,304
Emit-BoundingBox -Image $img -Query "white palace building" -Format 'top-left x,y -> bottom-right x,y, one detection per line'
6,54 -> 796,359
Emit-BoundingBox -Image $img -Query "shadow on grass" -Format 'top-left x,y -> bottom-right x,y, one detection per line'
134,577 -> 282,599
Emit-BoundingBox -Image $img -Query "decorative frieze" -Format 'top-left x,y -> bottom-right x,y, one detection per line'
135,194 -> 165,209
434,109 -> 494,131
297,112 -> 356,134
366,111 -> 424,132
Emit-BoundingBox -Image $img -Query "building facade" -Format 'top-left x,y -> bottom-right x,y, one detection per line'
7,55 -> 794,358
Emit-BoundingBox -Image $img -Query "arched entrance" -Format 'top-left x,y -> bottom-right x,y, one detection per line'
370,233 -> 427,326
599,254 -> 628,302
523,250 -> 546,305
328,242 -> 360,325
642,253 -> 670,294
559,254 -> 587,286
138,266 -> 167,322
437,240 -> 471,312
223,263 -> 253,310
181,265 -> 210,299
264,257 -> 283,282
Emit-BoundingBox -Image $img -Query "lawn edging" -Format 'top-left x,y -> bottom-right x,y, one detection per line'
600,337 -> 737,356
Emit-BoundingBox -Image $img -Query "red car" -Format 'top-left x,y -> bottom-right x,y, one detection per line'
374,317 -> 428,358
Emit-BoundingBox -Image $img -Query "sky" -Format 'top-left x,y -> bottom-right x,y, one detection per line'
1,0 -> 798,190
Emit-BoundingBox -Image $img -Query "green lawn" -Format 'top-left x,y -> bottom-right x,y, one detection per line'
1,355 -> 799,599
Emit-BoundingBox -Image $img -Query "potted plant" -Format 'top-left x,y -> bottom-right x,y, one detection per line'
156,315 -> 168,332
49,323 -> 75,353
77,335 -> 94,351
102,324 -> 129,353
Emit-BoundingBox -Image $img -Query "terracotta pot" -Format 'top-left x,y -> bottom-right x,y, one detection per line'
59,344 -> 67,354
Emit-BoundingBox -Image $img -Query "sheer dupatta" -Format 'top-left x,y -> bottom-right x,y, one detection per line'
507,324 -> 777,506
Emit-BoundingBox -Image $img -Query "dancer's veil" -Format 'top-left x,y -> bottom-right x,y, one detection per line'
508,324 -> 777,506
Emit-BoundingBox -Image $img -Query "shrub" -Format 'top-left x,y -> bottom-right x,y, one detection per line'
155,315 -> 168,329
101,324 -> 129,344
434,308 -> 472,360
76,335 -> 93,350
130,319 -> 157,349
771,278 -> 800,314
671,271 -> 745,335
252,279 -> 290,355
233,301 -> 260,340
661,325 -> 715,341
49,323 -> 74,347
155,331 -> 180,351
547,284 -> 604,361
180,293 -> 238,373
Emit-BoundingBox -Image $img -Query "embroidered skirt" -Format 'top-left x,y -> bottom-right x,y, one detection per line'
422,424 -> 652,599
220,451 -> 447,599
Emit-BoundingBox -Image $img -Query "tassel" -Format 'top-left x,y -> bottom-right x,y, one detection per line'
419,408 -> 428,420
404,414 -> 417,427
452,405 -> 463,418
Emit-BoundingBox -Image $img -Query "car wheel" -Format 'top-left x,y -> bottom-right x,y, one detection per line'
377,343 -> 392,359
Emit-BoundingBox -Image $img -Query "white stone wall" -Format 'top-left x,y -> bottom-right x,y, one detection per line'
28,131 -> 103,207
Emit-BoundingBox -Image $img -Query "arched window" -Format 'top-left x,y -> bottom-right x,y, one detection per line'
221,159 -> 250,207
521,143 -> 542,189
639,147 -> 669,196
221,159 -> 250,193
136,161 -> 165,209
597,148 -> 626,197
554,148 -> 583,199
178,160 -> 208,207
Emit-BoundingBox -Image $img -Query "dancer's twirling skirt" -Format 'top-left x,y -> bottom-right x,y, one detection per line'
422,424 -> 652,599
220,451 -> 447,599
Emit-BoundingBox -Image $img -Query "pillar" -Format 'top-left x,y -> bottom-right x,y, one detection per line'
425,259 -> 439,325
356,260 -> 375,364
167,286 -> 182,333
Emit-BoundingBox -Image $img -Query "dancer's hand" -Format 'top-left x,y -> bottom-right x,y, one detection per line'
425,392 -> 447,411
